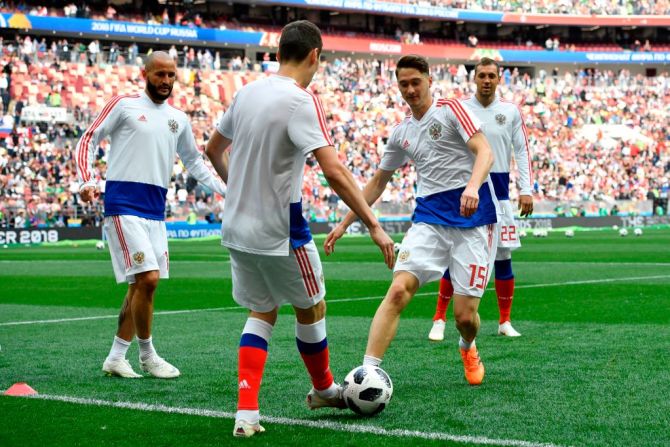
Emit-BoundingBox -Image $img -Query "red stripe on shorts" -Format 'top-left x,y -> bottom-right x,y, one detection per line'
112,216 -> 132,268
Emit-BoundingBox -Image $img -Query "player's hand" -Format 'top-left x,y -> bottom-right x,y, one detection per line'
80,186 -> 100,203
460,185 -> 479,217
324,224 -> 347,256
368,225 -> 395,270
518,195 -> 533,217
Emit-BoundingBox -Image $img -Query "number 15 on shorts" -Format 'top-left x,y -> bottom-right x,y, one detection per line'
469,264 -> 489,289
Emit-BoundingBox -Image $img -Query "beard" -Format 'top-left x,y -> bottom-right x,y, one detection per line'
146,79 -> 173,102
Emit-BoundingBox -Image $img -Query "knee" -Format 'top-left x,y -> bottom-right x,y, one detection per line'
453,309 -> 475,328
295,300 -> 325,324
135,271 -> 159,293
384,281 -> 414,312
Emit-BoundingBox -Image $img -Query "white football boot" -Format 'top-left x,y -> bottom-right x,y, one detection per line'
102,357 -> 142,378
139,355 -> 181,378
428,319 -> 446,341
498,321 -> 521,337
306,385 -> 347,410
233,420 -> 265,438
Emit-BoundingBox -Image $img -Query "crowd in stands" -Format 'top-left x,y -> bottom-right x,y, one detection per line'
399,0 -> 670,15
0,35 -> 668,228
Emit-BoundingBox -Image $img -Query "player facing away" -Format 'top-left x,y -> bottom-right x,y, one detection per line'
428,57 -> 533,341
205,20 -> 395,437
76,51 -> 226,379
325,55 -> 498,386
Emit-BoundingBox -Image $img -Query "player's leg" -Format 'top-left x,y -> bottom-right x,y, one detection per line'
364,272 -> 420,365
294,300 -> 345,409
234,308 -> 276,437
101,216 -> 142,378
496,200 -> 521,336
368,223 -> 449,366
229,248 -> 280,437
495,248 -> 520,336
102,283 -> 142,378
428,269 -> 453,341
449,224 -> 496,385
452,294 -> 484,385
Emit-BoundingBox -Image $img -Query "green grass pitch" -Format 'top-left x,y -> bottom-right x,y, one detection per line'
0,229 -> 669,446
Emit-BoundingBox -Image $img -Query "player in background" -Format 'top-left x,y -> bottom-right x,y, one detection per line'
428,57 -> 533,341
325,55 -> 498,386
205,20 -> 395,437
76,51 -> 226,379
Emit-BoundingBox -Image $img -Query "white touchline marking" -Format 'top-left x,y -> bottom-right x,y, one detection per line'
28,394 -> 569,447
1,274 -> 668,327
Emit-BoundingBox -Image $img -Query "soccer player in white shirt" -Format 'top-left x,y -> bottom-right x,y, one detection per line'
205,21 -> 395,438
76,51 -> 226,379
428,57 -> 533,341
325,55 -> 497,386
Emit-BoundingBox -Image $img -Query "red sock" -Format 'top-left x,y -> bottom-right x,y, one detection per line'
299,347 -> 334,391
237,336 -> 269,411
296,319 -> 334,391
495,278 -> 515,324
433,277 -> 453,321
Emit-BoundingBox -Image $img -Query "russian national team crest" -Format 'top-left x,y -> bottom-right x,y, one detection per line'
398,250 -> 410,263
168,118 -> 179,134
495,114 -> 506,125
428,122 -> 442,140
133,251 -> 145,265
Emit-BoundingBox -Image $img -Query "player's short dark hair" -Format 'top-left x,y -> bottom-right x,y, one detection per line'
279,20 -> 322,63
475,57 -> 500,76
396,55 -> 430,77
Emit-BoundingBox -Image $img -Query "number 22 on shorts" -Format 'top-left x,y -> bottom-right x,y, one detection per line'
468,264 -> 488,289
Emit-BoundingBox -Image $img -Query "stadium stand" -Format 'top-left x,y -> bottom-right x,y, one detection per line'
0,0 -> 668,228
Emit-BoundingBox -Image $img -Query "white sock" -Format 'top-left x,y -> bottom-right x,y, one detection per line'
137,336 -> 157,361
363,355 -> 382,367
316,382 -> 339,399
236,410 -> 260,424
107,336 -> 131,361
459,336 -> 475,350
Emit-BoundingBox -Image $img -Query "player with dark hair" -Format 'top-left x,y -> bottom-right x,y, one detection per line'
326,54 -> 498,386
428,57 -> 533,341
76,51 -> 226,380
205,20 -> 395,437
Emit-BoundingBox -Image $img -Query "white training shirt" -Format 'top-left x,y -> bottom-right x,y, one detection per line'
216,74 -> 332,256
381,98 -> 498,228
75,91 -> 226,220
462,96 -> 533,200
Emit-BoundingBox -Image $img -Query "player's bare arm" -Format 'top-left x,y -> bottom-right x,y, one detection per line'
205,130 -> 232,184
462,132 -> 494,218
314,146 -> 395,268
325,169 -> 395,254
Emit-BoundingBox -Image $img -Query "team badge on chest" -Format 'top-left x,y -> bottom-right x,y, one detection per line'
168,118 -> 179,134
428,122 -> 442,140
495,114 -> 506,125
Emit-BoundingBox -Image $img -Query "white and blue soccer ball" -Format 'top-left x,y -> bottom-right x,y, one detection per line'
634,228 -> 643,236
342,365 -> 393,416
393,242 -> 400,255
619,228 -> 628,237
565,229 -> 574,238
95,241 -> 105,250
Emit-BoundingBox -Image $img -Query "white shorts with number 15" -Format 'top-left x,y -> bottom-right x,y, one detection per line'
394,222 -> 497,297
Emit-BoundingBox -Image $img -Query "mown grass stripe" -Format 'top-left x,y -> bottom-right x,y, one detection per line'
1,274 -> 667,327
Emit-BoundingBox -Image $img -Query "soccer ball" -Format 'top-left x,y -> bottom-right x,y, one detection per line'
342,365 -> 393,416
565,229 -> 574,238
533,229 -> 542,238
619,228 -> 628,237
634,228 -> 643,236
95,241 -> 105,250
519,230 -> 527,238
393,242 -> 400,255
612,225 -> 619,230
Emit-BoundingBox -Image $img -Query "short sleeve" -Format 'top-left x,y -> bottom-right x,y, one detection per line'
288,95 -> 333,156
442,99 -> 482,143
379,126 -> 409,171
217,94 -> 236,139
